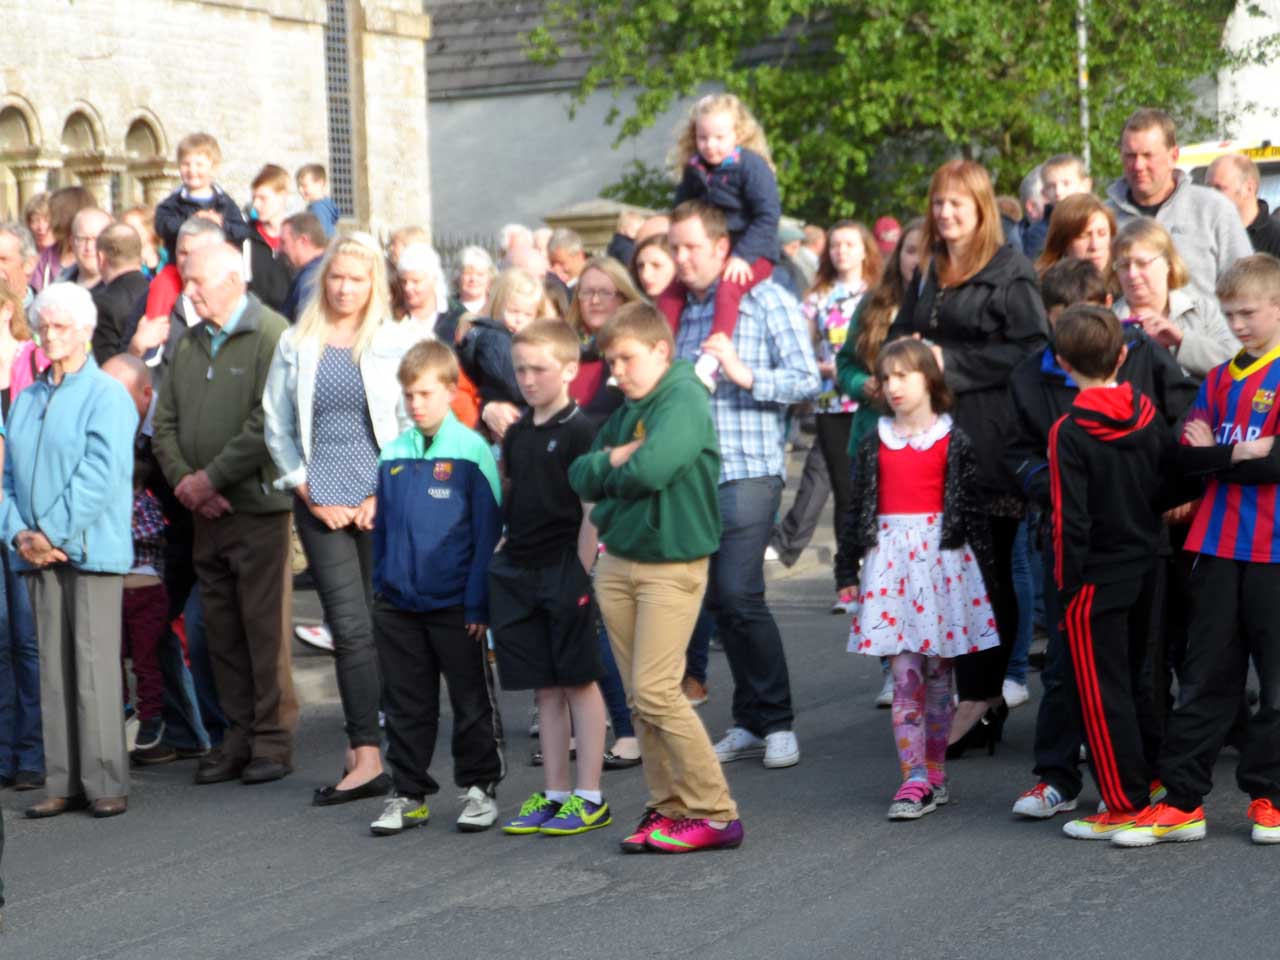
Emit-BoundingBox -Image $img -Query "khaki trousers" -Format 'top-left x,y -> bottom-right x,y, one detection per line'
193,511 -> 297,764
29,568 -> 127,800
595,553 -> 737,821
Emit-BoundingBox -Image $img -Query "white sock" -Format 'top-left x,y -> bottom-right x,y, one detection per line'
545,789 -> 571,803
574,789 -> 602,805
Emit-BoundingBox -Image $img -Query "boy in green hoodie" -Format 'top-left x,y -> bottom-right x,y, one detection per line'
569,302 -> 743,855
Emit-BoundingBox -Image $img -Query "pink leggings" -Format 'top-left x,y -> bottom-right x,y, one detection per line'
890,653 -> 954,784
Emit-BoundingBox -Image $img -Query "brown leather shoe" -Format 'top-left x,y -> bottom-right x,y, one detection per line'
240,757 -> 292,785
91,797 -> 128,818
194,750 -> 249,785
25,794 -> 89,819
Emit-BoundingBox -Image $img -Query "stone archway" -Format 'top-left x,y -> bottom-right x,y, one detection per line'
0,101 -> 56,219
60,106 -> 125,212
122,115 -> 177,209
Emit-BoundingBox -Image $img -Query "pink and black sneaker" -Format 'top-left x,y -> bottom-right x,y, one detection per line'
645,817 -> 744,853
620,809 -> 674,853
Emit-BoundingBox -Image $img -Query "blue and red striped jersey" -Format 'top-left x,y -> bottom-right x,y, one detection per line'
1184,345 -> 1280,562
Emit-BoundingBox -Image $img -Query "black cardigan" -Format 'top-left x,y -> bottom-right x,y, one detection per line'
834,423 -> 995,594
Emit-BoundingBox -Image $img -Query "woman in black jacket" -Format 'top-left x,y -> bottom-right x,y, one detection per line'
889,159 -> 1050,752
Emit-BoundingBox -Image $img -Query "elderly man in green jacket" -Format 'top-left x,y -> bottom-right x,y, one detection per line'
152,243 -> 297,786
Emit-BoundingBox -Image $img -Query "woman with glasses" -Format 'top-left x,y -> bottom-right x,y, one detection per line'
1111,218 -> 1237,380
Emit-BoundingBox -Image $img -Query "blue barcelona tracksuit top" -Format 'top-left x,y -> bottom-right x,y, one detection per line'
373,412 -> 502,623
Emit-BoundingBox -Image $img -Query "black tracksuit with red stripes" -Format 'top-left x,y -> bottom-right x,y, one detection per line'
1048,383 -> 1231,813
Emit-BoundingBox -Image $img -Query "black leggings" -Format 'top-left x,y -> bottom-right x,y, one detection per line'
955,515 -> 1019,702
293,500 -> 382,747
814,413 -> 853,544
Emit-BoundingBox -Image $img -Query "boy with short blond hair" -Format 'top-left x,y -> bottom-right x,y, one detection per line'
369,340 -> 505,837
154,132 -> 249,262
296,163 -> 340,238
569,302 -> 744,855
1115,254 -> 1280,848
491,319 -> 611,836
243,164 -> 294,312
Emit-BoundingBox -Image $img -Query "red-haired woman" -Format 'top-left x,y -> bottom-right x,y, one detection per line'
889,160 -> 1050,754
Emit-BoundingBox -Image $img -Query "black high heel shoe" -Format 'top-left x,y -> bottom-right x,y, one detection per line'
946,703 -> 1009,759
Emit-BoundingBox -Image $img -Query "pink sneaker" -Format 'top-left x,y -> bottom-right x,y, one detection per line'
645,817 -> 744,853
620,809 -> 674,853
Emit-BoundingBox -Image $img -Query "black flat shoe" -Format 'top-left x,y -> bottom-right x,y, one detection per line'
946,704 -> 1008,759
603,751 -> 642,770
312,772 -> 391,806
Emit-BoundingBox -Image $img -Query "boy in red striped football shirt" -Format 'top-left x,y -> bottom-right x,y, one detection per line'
1115,255 -> 1280,848
1045,306 -> 1258,843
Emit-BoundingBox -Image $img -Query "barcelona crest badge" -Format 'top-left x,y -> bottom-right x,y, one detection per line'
433,461 -> 453,481
1253,389 -> 1275,414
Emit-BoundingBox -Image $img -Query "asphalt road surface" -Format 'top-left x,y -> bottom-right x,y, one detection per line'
3,570 -> 1277,960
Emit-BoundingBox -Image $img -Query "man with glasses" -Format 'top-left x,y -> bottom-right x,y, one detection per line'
1106,107 -> 1251,299
67,208 -> 113,290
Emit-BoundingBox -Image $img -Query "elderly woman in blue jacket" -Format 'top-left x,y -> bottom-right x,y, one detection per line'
0,283 -> 138,819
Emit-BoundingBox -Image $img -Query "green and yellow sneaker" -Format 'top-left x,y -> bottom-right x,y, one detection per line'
503,792 -> 562,834
370,794 -> 430,836
539,794 -> 612,836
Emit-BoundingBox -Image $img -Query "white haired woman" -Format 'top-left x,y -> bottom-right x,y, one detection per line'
1,283 -> 138,819
454,245 -> 496,316
396,242 -> 466,346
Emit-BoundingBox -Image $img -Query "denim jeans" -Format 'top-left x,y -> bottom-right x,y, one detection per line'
158,625 -> 213,752
181,588 -> 225,747
1006,518 -> 1036,686
708,477 -> 794,736
596,621 -> 633,739
0,547 -> 41,777
684,608 -> 715,685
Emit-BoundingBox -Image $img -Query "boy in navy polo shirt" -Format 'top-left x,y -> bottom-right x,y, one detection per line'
490,320 -> 611,837
368,340 -> 504,838
1115,255 -> 1280,848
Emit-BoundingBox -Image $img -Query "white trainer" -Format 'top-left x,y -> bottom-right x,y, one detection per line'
294,623 -> 334,653
764,545 -> 782,562
456,785 -> 498,832
763,730 -> 800,769
1011,781 -> 1079,819
1002,678 -> 1030,709
874,672 -> 895,709
713,727 -> 766,763
370,794 -> 430,836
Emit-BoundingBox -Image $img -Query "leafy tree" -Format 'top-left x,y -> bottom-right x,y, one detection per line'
530,1 -> 1278,223
600,159 -> 673,209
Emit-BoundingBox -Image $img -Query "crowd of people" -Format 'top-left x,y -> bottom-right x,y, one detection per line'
2,95 -> 1280,909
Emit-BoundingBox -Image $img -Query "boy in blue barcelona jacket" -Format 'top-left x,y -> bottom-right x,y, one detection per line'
369,340 -> 505,838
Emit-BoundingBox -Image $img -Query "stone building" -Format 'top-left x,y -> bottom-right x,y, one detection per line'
0,0 -> 431,232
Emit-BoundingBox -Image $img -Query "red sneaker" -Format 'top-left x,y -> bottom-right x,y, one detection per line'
645,817 -> 744,853
1248,798 -> 1280,845
1110,802 -> 1206,847
619,809 -> 673,854
1062,809 -> 1137,840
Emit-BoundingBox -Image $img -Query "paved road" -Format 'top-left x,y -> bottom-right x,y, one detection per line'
3,567 -> 1278,959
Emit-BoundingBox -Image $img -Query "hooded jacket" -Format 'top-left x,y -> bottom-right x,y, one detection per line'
890,243 -> 1050,506
1046,382 -> 1231,595
457,318 -> 522,406
154,185 -> 251,262
1005,326 -> 1199,511
569,359 -> 722,563
1106,170 -> 1252,300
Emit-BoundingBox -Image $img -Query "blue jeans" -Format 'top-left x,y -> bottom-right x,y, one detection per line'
708,477 -> 794,736
596,621 -> 633,738
1006,518 -> 1036,686
163,588 -> 225,749
684,608 -> 715,685
0,549 -> 41,777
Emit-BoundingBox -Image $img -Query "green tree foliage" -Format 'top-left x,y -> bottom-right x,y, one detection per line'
529,1 -> 1277,222
599,159 -> 674,209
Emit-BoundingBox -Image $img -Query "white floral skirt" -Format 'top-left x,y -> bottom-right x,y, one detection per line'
847,513 -> 1000,659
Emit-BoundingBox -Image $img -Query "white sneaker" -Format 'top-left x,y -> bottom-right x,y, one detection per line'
1011,781 -> 1079,819
294,623 -> 334,653
763,730 -> 800,769
456,785 -> 498,832
713,727 -> 766,763
694,352 -> 720,393
874,672 -> 895,709
370,794 -> 430,836
527,705 -> 540,738
764,545 -> 782,562
1002,678 -> 1030,709
831,596 -> 860,616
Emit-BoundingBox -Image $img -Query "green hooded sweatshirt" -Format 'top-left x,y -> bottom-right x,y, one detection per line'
569,358 -> 722,563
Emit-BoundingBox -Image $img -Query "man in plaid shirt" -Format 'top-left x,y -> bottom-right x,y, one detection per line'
668,200 -> 820,770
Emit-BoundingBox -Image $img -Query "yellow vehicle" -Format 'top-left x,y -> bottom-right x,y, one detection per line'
1178,139 -> 1280,207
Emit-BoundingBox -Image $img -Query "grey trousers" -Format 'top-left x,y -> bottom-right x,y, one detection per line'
28,567 -> 127,801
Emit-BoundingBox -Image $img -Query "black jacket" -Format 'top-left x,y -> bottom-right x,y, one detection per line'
458,318 -> 522,406
835,423 -> 995,593
891,244 -> 1050,506
91,270 -> 150,364
606,233 -> 635,267
243,228 -> 294,314
154,186 -> 250,262
673,147 -> 780,263
1004,327 -> 1199,511
1248,199 -> 1280,258
1047,383 -> 1230,596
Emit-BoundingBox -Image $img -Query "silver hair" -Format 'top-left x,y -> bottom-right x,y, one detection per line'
177,216 -> 226,243
396,242 -> 449,315
457,244 -> 496,277
1019,165 -> 1045,206
0,222 -> 37,261
547,227 -> 583,255
31,281 -> 97,332
497,223 -> 532,254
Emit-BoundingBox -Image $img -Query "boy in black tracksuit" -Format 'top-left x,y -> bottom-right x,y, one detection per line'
1005,260 -> 1198,818
1046,306 -> 1236,840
